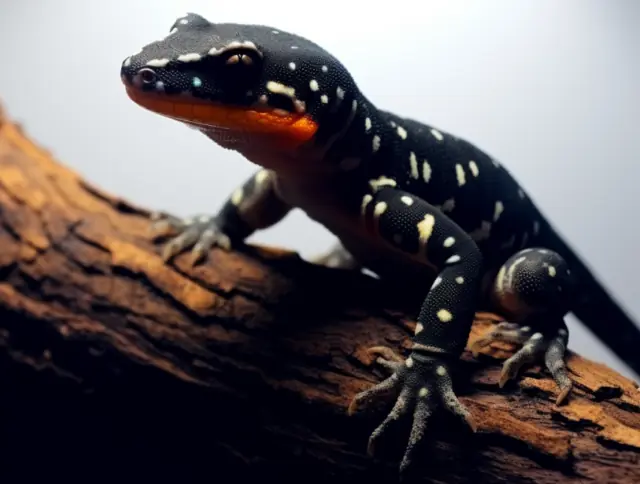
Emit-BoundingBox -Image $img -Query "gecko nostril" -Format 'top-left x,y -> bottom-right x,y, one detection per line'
137,68 -> 157,84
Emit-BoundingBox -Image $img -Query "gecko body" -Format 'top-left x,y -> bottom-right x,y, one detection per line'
120,13 -> 640,477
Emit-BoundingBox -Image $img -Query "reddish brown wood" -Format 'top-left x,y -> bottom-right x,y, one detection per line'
0,103 -> 638,483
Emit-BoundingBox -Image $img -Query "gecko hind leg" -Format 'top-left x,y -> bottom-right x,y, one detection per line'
471,247 -> 576,405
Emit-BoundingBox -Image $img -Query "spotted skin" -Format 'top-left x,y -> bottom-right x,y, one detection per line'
121,13 -> 640,478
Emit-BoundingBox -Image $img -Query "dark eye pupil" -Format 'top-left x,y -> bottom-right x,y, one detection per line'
139,68 -> 156,83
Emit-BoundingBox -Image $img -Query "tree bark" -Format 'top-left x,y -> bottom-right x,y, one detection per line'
0,102 -> 638,483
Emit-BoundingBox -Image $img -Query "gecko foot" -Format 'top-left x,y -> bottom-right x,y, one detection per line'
470,321 -> 572,405
149,212 -> 231,265
348,346 -> 476,479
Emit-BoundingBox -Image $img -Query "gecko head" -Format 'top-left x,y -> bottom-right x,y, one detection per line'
120,13 -> 355,153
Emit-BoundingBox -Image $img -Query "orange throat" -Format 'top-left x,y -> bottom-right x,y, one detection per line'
125,86 -> 318,149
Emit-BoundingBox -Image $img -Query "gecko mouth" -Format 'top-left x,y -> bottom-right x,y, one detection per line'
124,87 -> 318,147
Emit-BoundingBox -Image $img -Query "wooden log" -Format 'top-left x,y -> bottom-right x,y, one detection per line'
0,102 -> 638,483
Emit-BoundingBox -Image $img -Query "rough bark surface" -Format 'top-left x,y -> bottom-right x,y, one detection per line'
0,102 -> 639,483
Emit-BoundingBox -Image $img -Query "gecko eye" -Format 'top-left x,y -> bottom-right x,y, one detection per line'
138,68 -> 157,84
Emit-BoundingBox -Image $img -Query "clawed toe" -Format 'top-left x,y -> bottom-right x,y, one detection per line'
349,352 -> 476,477
476,321 -> 574,404
148,213 -> 231,265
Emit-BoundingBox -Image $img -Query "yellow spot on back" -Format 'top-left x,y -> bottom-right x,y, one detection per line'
469,160 -> 479,177
437,309 -> 453,322
372,135 -> 381,152
417,214 -> 436,250
422,161 -> 432,183
397,126 -> 408,139
231,188 -> 244,205
455,276 -> 464,284
455,164 -> 466,186
409,152 -> 419,179
365,117 -> 372,131
548,265 -> 557,277
320,94 -> 329,104
400,195 -> 414,206
369,176 -> 396,192
436,366 -> 447,376
493,201 -> 504,222
418,387 -> 429,397
309,79 -> 319,91
430,128 -> 444,141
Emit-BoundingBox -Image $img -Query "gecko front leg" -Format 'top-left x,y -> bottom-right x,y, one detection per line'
150,169 -> 291,265
347,180 -> 483,477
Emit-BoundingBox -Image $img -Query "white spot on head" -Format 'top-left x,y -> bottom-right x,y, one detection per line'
418,387 -> 429,397
409,152 -> 419,179
309,79 -> 319,91
493,201 -> 504,222
436,366 -> 447,376
155,81 -> 165,91
266,81 -> 296,98
455,164 -> 466,186
291,45 -> 299,49
320,94 -> 329,104
272,30 -> 279,34
336,86 -> 345,99
192,77 -> 202,88
123,57 -> 132,67
365,117 -> 372,132
146,58 -> 171,67
400,195 -> 414,206
422,161 -> 432,183
288,62 -> 296,70
468,160 -> 479,177
446,254 -> 461,264
406,357 -> 414,368
208,47 -> 219,55
415,323 -> 424,335
397,126 -> 408,139
430,128 -> 444,141
455,276 -> 464,284
548,265 -> 557,277
431,276 -> 442,289
321,65 -> 328,73
533,220 -> 540,235
444,236 -> 455,248
179,19 -> 188,25
177,53 -> 202,62
372,135 -> 381,153
437,309 -> 453,322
